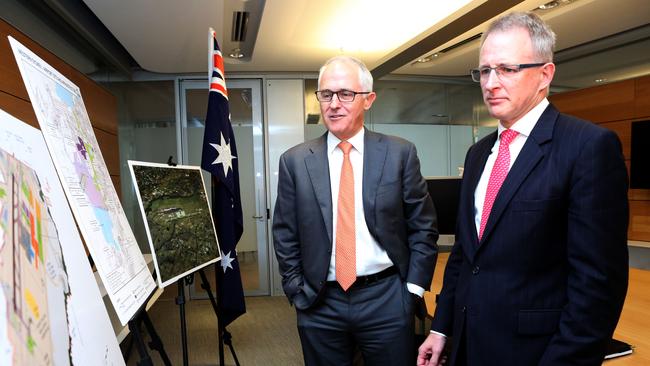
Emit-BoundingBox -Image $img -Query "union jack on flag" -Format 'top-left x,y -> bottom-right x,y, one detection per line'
201,28 -> 246,327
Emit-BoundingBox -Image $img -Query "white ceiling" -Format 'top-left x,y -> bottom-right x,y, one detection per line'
82,0 -> 650,87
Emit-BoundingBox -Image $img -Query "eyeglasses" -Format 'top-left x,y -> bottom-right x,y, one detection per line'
315,89 -> 370,102
470,63 -> 546,82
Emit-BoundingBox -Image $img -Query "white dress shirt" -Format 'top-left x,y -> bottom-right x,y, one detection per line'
473,99 -> 549,235
326,128 -> 424,296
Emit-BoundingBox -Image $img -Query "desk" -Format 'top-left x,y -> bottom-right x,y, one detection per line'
424,253 -> 649,364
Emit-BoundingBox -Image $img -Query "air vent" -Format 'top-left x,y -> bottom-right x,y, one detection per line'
231,11 -> 250,42
439,33 -> 482,54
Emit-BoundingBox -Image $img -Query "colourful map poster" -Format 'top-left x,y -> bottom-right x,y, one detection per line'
9,36 -> 156,325
128,161 -> 221,287
0,108 -> 124,365
0,147 -> 63,365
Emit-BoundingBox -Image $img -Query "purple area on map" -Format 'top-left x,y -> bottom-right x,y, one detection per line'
72,155 -> 104,207
76,137 -> 87,160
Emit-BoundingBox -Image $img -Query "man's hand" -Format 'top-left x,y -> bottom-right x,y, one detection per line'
417,332 -> 446,366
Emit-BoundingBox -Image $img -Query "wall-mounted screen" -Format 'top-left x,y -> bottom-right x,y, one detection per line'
426,177 -> 462,235
630,120 -> 650,189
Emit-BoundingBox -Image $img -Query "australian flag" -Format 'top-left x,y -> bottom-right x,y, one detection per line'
201,28 -> 246,327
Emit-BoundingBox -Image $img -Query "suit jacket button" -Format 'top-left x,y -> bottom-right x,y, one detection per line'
462,306 -> 467,313
472,266 -> 480,275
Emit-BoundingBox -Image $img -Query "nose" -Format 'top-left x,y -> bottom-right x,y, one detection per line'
329,93 -> 341,107
483,69 -> 500,90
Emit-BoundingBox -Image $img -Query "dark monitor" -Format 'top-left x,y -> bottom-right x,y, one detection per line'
426,177 -> 462,235
630,120 -> 650,189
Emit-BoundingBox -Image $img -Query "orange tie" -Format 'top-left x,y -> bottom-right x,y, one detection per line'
336,141 -> 356,291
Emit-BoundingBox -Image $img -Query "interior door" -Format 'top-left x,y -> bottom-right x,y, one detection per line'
179,78 -> 269,296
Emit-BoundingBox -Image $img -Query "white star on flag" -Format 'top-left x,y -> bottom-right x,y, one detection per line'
210,132 -> 237,177
220,250 -> 235,273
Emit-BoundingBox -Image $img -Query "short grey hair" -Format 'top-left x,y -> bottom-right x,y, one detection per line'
317,55 -> 374,92
481,12 -> 556,62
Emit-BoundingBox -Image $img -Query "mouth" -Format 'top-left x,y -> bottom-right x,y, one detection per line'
486,96 -> 507,104
327,114 -> 346,120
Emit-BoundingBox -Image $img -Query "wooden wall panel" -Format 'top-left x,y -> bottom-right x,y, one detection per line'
600,120 -> 631,159
630,189 -> 650,201
635,75 -> 650,117
550,79 -> 636,123
78,77 -> 118,135
0,91 -> 37,127
552,75 -> 650,243
630,201 -> 650,242
95,128 -> 120,176
0,18 -> 121,201
111,175 -> 121,200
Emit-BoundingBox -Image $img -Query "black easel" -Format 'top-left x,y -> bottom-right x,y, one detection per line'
165,155 -> 195,366
176,274 -> 194,366
197,267 -> 240,366
166,156 -> 239,365
126,290 -> 172,366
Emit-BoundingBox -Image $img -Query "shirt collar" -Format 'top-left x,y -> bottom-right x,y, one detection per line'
497,98 -> 549,138
327,128 -> 365,155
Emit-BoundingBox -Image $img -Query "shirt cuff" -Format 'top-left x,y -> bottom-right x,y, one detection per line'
430,330 -> 447,338
406,282 -> 425,297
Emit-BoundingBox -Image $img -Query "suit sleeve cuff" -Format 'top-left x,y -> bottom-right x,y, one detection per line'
430,330 -> 447,338
406,282 -> 425,297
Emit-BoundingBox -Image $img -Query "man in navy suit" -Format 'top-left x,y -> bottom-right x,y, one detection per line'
418,12 -> 629,366
273,56 -> 438,365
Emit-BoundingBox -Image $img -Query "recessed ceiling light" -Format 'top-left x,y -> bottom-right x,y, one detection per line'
538,1 -> 559,10
414,53 -> 439,64
229,48 -> 244,59
595,78 -> 607,83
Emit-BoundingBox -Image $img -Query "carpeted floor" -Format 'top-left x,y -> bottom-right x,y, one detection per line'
124,295 -> 303,365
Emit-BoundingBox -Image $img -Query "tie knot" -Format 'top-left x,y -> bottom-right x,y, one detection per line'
338,141 -> 353,155
500,129 -> 519,146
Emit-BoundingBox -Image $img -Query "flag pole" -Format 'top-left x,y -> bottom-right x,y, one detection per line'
202,28 -> 246,366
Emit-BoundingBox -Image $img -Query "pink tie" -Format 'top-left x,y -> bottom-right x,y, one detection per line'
479,129 -> 519,240
336,141 -> 356,291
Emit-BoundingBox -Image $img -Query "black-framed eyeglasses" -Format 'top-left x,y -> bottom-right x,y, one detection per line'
470,63 -> 546,82
315,89 -> 370,102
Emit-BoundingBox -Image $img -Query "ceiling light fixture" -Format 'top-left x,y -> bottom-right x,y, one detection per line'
414,53 -> 439,64
595,78 -> 607,83
229,48 -> 244,59
538,1 -> 559,10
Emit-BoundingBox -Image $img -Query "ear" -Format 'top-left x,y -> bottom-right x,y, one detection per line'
363,92 -> 377,110
539,62 -> 555,91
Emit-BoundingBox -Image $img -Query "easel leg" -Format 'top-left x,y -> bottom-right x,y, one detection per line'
176,279 -> 189,366
128,318 -> 153,366
141,311 -> 172,366
199,268 -> 240,366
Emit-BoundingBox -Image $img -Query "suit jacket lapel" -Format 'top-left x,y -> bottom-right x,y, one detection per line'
463,132 -> 496,260
362,129 -> 387,231
305,134 -> 333,243
479,105 -> 557,245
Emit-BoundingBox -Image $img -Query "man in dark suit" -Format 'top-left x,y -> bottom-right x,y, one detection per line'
273,55 -> 438,365
417,12 -> 629,366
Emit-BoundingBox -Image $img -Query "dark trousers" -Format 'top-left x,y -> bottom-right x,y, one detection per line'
296,274 -> 415,366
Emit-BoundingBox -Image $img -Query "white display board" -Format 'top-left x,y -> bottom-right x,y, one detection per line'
0,108 -> 125,365
9,36 -> 156,325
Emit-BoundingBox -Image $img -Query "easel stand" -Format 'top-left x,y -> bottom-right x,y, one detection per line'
176,274 -> 194,366
126,291 -> 172,366
198,267 -> 240,366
